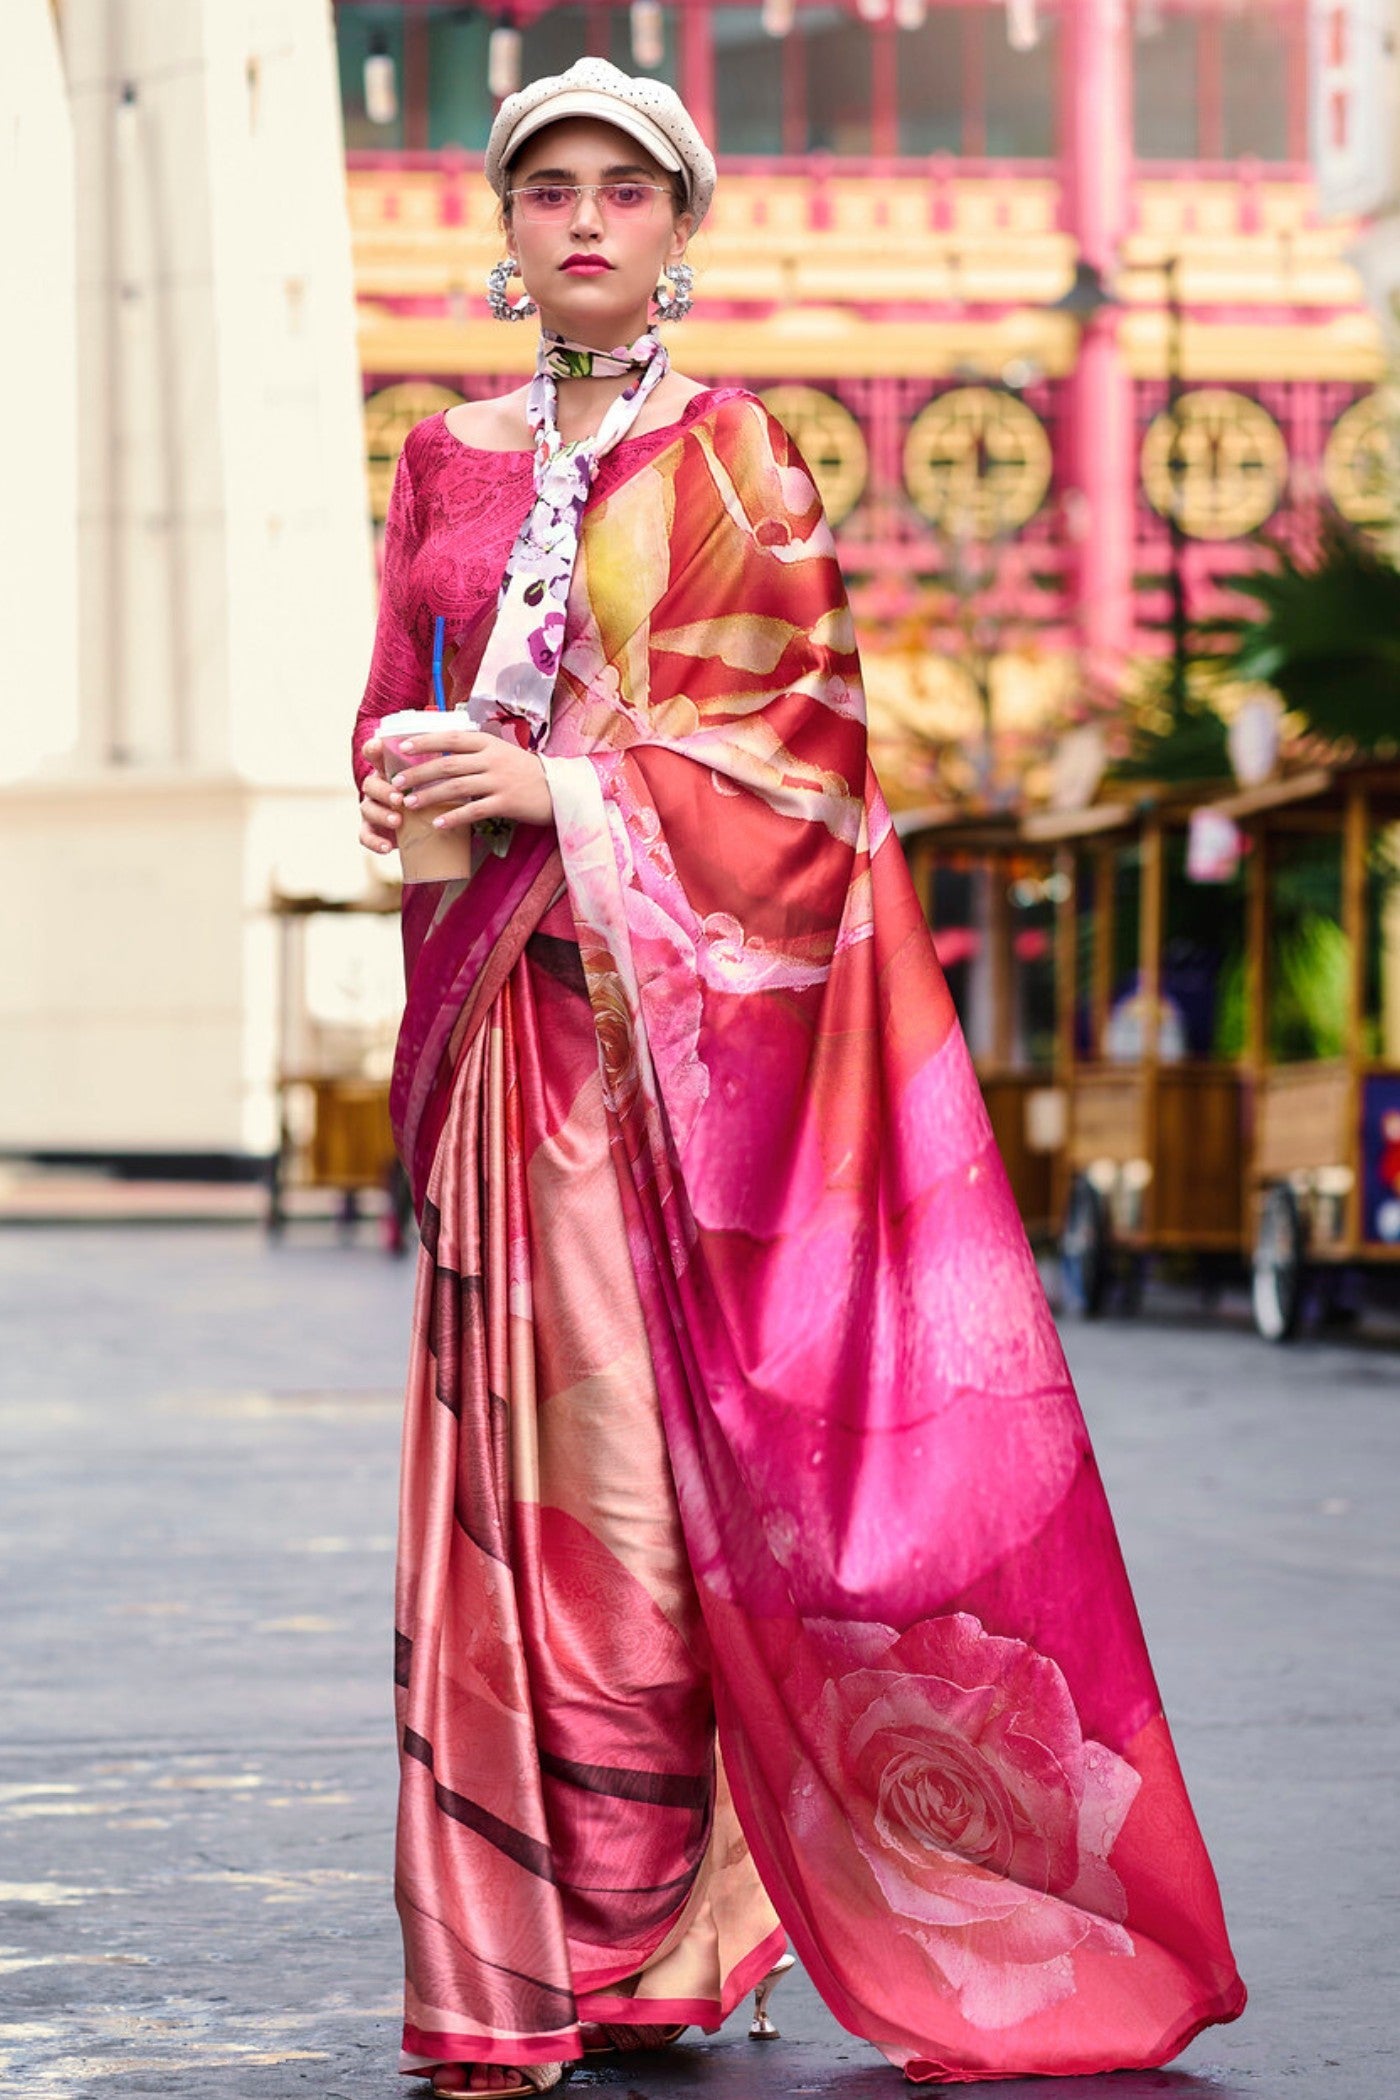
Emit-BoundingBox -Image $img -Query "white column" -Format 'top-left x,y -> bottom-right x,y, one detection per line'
0,0 -> 376,1156
0,0 -> 78,779
205,0 -> 378,792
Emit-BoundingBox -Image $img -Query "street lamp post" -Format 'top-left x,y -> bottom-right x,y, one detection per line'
1044,257 -> 1126,675
945,517 -> 998,801
1164,255 -> 1190,720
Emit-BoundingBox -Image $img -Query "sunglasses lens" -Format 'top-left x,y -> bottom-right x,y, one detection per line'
519,186 -> 574,219
514,184 -> 662,221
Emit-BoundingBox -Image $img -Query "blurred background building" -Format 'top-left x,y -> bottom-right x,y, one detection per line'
2,0 -> 1396,1176
342,0 -> 1383,800
1,0 -> 377,1166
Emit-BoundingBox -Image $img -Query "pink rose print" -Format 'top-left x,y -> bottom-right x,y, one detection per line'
576,940 -> 643,1121
791,1614 -> 1140,2032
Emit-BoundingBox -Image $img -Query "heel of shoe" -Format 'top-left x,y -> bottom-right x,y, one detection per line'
749,1951 -> 796,2040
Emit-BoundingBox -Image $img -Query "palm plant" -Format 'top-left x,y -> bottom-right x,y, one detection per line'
1110,658 -> 1231,783
1230,518 -> 1400,752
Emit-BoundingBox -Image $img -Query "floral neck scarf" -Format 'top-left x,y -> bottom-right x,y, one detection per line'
466,325 -> 670,749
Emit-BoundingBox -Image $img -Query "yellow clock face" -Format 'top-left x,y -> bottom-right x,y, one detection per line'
363,382 -> 465,523
758,386 -> 869,526
1141,388 -> 1287,541
1323,391 -> 1397,529
902,387 -> 1052,539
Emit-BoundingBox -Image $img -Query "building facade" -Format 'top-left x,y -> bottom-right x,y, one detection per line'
0,0 -> 374,1160
338,0 -> 1384,800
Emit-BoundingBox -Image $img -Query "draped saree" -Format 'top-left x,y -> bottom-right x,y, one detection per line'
371,392 -> 1246,2082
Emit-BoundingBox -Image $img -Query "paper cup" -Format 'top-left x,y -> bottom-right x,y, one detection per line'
378,710 -> 476,883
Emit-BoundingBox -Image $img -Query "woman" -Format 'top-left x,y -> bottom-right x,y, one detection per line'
354,58 -> 1245,2099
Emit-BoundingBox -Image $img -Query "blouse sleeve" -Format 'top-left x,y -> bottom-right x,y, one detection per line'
351,434 -> 430,792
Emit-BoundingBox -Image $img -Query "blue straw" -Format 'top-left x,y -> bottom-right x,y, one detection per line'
431,615 -> 446,710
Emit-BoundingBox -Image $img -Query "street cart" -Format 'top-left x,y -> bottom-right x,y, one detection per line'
898,806 -> 1062,1240
267,884 -> 412,1253
1023,786 -> 1248,1315
1208,760 -> 1400,1340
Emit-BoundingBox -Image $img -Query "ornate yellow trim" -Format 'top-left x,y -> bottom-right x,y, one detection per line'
356,309 -> 1384,387
1323,389 -> 1399,527
903,388 -> 1052,538
1141,388 -> 1288,541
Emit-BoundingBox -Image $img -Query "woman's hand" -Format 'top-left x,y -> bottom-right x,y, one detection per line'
358,738 -> 400,856
386,724 -> 554,831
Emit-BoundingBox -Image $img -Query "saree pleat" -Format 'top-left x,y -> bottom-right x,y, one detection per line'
385,389 -> 1244,2083
394,887 -> 783,2073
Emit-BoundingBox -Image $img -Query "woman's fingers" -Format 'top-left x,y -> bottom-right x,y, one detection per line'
366,734 -> 545,831
359,780 -> 401,854
359,745 -> 412,853
399,776 -> 497,812
429,789 -> 546,832
397,753 -> 506,808
430,790 -> 508,830
391,751 -> 494,796
392,726 -> 491,766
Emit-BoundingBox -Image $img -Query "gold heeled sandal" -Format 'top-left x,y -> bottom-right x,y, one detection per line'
749,1951 -> 797,2039
579,1948 -> 797,2060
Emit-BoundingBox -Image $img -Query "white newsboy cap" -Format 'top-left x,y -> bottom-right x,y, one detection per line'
485,58 -> 717,230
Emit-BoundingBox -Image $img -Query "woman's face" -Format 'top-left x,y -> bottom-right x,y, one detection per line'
503,115 -> 693,343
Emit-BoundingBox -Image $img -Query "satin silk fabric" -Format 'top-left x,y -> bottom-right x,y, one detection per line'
390,392 -> 1246,2080
394,882 -> 784,2075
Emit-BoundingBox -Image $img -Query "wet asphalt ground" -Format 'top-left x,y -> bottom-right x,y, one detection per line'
0,1225 -> 1395,2099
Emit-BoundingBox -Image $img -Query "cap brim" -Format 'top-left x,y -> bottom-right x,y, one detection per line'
500,92 -> 684,180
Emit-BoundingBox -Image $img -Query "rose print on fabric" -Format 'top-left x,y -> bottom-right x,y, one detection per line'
576,940 -> 643,1122
791,1614 -> 1140,2033
388,389 -> 1246,2079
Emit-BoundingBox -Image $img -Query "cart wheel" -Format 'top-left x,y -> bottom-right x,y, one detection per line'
1252,1184 -> 1305,1343
1060,1175 -> 1110,1319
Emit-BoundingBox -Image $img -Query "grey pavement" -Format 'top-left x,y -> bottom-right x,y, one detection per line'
0,1226 -> 1395,2099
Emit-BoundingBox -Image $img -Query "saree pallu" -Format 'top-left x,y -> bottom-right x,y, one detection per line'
390,393 -> 1246,2082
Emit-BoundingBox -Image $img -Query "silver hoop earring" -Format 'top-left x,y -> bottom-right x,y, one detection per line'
652,260 -> 694,323
487,257 -> 537,322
